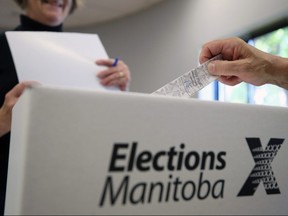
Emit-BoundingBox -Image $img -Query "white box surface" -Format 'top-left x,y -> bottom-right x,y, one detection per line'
5,86 -> 288,215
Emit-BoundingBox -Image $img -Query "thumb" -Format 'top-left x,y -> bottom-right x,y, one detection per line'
208,60 -> 240,76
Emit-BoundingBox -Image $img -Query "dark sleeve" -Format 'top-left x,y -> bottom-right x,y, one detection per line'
0,134 -> 10,215
0,32 -> 18,215
0,32 -> 19,105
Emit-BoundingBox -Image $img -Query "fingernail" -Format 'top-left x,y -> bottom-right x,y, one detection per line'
208,62 -> 215,74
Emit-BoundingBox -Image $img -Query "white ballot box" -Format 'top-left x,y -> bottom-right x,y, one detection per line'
5,86 -> 288,215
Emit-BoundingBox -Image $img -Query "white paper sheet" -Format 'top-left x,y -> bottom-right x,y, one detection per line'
6,31 -> 119,91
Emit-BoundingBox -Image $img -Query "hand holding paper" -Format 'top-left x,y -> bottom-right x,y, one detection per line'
96,58 -> 131,91
6,32 -> 120,91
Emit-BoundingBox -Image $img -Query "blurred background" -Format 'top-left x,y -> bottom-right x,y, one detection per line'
1,0 -> 288,106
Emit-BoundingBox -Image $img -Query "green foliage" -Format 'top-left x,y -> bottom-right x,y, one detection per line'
254,27 -> 288,57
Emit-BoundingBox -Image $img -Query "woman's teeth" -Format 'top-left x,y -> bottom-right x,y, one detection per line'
41,0 -> 64,7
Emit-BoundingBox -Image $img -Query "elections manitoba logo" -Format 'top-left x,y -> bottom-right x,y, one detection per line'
99,138 -> 284,207
99,142 -> 226,206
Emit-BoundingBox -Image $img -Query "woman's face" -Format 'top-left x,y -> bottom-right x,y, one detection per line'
26,0 -> 72,26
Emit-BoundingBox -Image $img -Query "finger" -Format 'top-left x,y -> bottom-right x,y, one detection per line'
98,64 -> 129,81
199,39 -> 228,64
96,58 -> 118,67
97,61 -> 127,79
101,74 -> 130,91
217,76 -> 242,86
105,77 -> 124,85
100,71 -> 126,86
199,46 -> 215,64
97,67 -> 119,78
9,81 -> 36,97
199,37 -> 244,64
119,83 -> 127,91
3,81 -> 39,111
119,77 -> 131,91
208,59 -> 247,77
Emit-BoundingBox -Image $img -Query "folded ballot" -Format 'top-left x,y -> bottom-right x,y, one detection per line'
152,55 -> 222,98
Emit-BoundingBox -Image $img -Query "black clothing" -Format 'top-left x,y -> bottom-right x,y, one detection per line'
14,14 -> 63,32
0,15 -> 62,214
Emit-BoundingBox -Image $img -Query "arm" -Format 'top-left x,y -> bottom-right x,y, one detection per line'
199,37 -> 288,89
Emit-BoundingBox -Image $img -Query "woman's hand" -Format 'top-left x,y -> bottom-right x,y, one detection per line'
96,58 -> 131,91
0,81 -> 39,138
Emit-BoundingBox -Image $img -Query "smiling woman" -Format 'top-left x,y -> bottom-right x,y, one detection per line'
14,0 -> 79,26
14,0 -> 79,13
0,0 -> 133,214
0,0 -> 164,30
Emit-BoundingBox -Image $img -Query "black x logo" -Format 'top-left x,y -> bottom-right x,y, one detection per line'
238,138 -> 284,196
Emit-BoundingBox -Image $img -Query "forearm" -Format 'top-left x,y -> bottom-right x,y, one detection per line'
0,124 -> 10,138
268,55 -> 288,89
0,108 -> 11,138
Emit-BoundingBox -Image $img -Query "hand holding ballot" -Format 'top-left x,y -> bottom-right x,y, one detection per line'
199,37 -> 288,89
